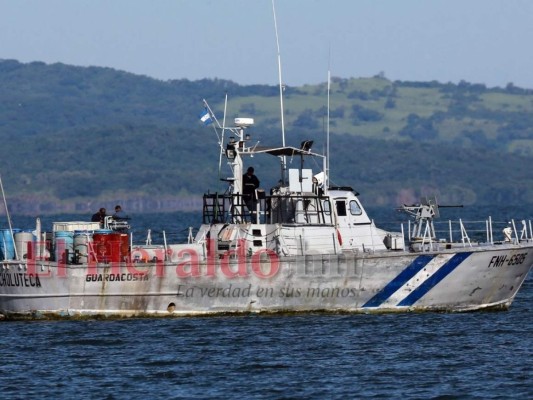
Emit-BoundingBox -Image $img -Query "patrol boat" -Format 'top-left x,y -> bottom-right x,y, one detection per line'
0,113 -> 532,319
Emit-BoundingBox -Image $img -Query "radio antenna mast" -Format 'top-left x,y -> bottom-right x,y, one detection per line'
0,173 -> 17,260
326,51 -> 331,192
271,0 -> 287,183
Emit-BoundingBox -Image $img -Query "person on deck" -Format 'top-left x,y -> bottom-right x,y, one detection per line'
113,205 -> 129,221
242,166 -> 260,213
91,208 -> 107,228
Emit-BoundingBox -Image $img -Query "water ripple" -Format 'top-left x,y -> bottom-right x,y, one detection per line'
0,260 -> 531,399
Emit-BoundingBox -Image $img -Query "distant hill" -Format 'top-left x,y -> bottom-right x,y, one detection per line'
1,59 -> 533,215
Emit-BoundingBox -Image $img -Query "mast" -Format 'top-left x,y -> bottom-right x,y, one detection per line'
218,93 -> 228,183
326,68 -> 331,193
0,173 -> 17,260
271,0 -> 287,184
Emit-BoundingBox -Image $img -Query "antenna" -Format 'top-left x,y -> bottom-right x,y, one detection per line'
326,57 -> 331,192
218,93 -> 228,183
0,173 -> 17,260
271,0 -> 287,183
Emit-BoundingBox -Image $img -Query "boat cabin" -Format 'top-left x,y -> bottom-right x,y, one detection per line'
196,119 -> 399,255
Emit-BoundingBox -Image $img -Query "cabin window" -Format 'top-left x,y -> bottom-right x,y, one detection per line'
349,200 -> 362,215
336,200 -> 347,216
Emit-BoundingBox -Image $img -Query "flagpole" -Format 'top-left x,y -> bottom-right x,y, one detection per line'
202,99 -> 221,142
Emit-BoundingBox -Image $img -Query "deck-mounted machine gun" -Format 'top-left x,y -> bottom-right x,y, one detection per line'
398,197 -> 463,251
104,215 -> 130,232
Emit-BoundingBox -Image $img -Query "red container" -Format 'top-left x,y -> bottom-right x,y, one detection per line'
93,233 -> 129,263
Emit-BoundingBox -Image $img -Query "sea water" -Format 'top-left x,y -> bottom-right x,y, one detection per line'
0,207 -> 531,399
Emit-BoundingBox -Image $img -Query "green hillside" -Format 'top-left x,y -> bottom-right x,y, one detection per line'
214,77 -> 533,155
0,59 -> 532,215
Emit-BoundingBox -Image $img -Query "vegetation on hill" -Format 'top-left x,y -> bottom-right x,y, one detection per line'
1,59 -> 533,214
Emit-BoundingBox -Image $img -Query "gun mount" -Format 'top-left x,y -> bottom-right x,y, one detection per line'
398,197 -> 463,250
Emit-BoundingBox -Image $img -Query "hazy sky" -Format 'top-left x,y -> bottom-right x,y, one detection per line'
1,0 -> 532,88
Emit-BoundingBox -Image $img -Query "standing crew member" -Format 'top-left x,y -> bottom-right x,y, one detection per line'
91,208 -> 107,228
242,167 -> 260,212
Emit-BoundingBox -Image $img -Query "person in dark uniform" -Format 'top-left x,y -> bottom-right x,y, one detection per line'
91,208 -> 107,228
242,166 -> 260,212
112,205 -> 129,221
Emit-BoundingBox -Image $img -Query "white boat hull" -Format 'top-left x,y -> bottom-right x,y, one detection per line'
1,243 -> 531,319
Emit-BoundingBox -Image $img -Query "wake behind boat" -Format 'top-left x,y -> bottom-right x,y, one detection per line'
0,112 -> 532,319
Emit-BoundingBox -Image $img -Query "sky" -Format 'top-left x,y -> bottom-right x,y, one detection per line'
1,0 -> 533,89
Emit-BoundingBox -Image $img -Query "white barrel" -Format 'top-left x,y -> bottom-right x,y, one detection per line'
54,231 -> 74,263
14,231 -> 35,260
74,232 -> 93,264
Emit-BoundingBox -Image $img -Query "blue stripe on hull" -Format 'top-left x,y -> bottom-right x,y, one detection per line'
362,255 -> 435,308
397,252 -> 472,307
